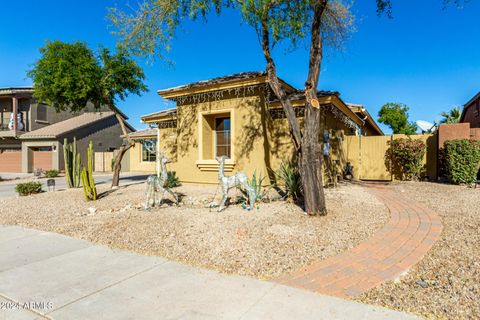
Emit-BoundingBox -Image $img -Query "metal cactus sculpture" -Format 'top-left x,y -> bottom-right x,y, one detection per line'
81,141 -> 97,201
63,137 -> 81,188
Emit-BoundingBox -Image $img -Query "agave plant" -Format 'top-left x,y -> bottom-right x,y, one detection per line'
241,170 -> 268,203
276,160 -> 303,201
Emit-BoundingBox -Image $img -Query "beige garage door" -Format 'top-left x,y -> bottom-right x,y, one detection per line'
0,150 -> 22,172
32,150 -> 53,171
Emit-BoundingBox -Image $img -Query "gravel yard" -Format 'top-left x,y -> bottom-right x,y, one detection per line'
360,182 -> 480,320
0,181 -> 388,279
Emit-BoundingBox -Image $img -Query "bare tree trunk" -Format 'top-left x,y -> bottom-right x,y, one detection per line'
301,0 -> 328,215
260,1 -> 328,215
111,110 -> 133,189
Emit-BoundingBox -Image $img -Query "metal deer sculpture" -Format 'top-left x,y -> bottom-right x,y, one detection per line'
144,155 -> 179,209
216,156 -> 255,212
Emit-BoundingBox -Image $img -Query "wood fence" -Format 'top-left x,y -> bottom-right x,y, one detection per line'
339,134 -> 437,181
94,152 -> 114,172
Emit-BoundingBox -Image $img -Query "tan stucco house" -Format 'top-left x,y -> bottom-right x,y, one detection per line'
128,72 -> 383,184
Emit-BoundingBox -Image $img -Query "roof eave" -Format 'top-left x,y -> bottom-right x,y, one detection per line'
142,114 -> 177,124
157,75 -> 269,99
20,135 -> 57,140
0,87 -> 34,96
157,75 -> 297,100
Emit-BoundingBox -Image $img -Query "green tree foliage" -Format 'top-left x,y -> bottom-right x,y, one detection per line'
27,41 -> 147,188
444,139 -> 480,185
109,1 -> 354,61
440,106 -> 462,124
28,41 -> 147,112
378,102 -> 417,135
386,138 -> 426,181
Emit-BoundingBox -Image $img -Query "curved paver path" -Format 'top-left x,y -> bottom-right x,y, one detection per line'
276,183 -> 443,299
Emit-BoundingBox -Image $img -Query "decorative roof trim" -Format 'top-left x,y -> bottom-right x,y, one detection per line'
157,72 -> 296,100
142,107 -> 178,123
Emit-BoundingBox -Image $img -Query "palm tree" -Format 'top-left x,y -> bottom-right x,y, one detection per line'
440,106 -> 462,124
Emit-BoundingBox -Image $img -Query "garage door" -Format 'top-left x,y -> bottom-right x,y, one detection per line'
32,150 -> 53,171
0,150 -> 22,172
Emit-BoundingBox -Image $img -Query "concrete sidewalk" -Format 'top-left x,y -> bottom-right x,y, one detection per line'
0,226 -> 419,320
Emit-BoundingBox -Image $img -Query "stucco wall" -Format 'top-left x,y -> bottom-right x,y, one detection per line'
169,90 -> 267,184
438,123 -> 471,148
130,90 -> 359,185
129,127 -> 177,173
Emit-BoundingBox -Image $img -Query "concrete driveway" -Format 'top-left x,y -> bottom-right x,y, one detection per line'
0,173 -> 150,200
0,225 -> 419,320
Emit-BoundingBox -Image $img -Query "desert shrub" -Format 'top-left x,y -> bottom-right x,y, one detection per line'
45,169 -> 59,178
444,139 -> 480,185
386,138 -> 426,181
15,181 -> 43,196
243,171 -> 268,203
277,160 -> 303,201
165,171 -> 181,188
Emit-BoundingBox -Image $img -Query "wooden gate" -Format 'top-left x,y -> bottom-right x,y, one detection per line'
359,136 -> 392,181
94,152 -> 114,172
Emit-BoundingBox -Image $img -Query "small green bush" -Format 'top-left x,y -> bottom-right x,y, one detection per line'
444,139 -> 480,185
165,171 -> 181,188
386,138 -> 426,181
276,160 -> 303,201
45,169 -> 59,178
15,181 -> 43,196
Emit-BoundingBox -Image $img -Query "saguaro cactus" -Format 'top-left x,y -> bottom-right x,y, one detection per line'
63,137 -> 81,188
81,141 -> 97,201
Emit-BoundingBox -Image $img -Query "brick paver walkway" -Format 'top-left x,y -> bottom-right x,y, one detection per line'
277,183 -> 443,299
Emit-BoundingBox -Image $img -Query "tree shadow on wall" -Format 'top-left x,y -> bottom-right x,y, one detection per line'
236,95 -> 292,185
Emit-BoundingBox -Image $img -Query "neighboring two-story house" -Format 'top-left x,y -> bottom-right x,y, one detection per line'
460,92 -> 480,128
0,87 -> 133,173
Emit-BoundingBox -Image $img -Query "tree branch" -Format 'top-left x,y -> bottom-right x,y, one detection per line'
260,17 -> 302,150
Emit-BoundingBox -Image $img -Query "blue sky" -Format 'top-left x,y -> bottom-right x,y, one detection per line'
1,0 -> 479,133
